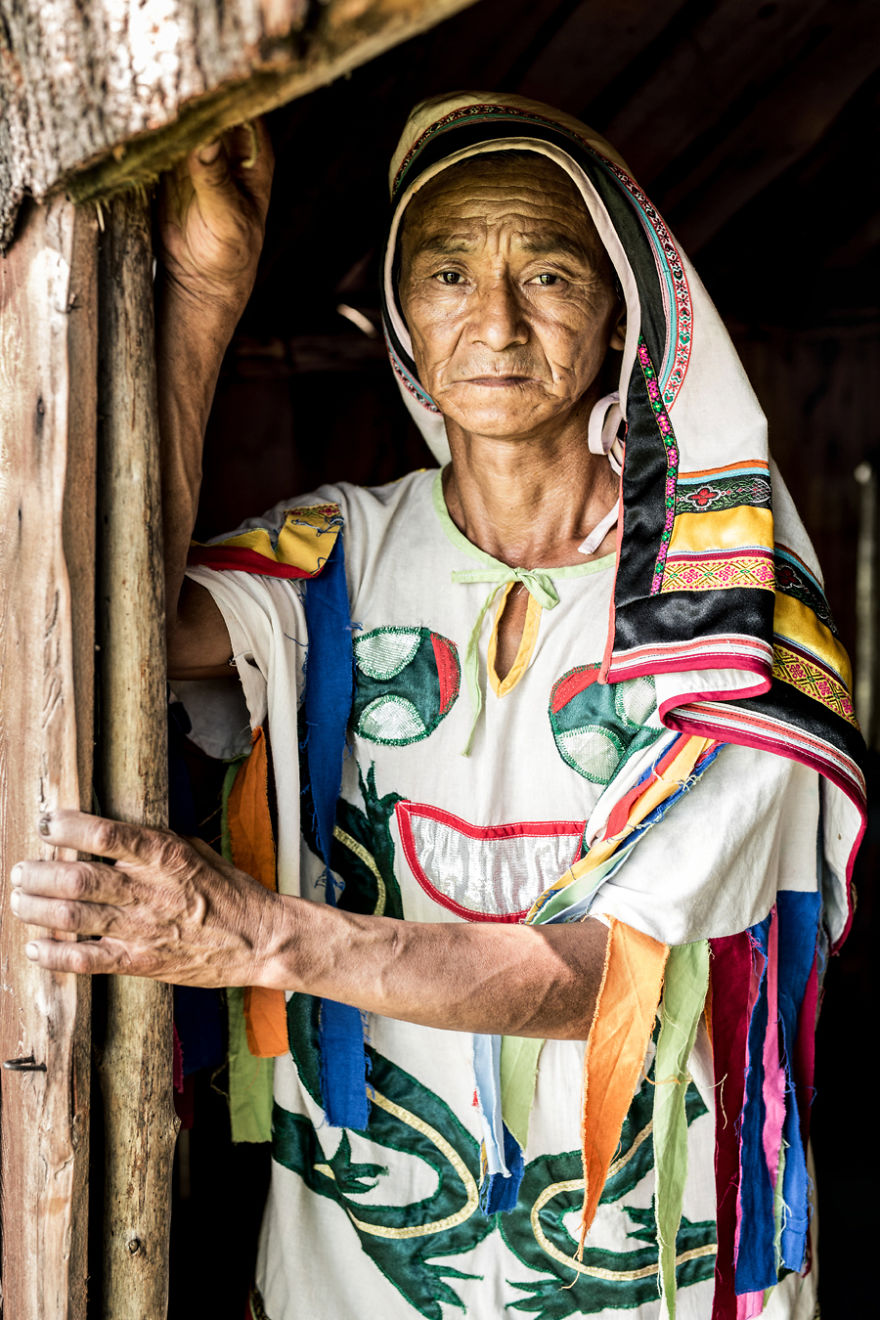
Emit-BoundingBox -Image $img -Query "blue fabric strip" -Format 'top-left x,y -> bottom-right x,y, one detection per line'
481,1125 -> 525,1214
776,890 -> 821,1272
302,532 -> 369,1130
735,913 -> 777,1294
473,1033 -> 508,1176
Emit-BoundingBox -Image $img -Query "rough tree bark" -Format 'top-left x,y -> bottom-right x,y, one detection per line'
0,0 -> 481,249
0,197 -> 98,1319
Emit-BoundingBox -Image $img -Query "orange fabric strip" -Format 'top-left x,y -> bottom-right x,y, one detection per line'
227,727 -> 288,1058
579,918 -> 669,1249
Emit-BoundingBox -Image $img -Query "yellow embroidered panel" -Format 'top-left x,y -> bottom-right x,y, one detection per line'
773,592 -> 853,690
667,506 -> 773,557
660,552 -> 775,594
772,642 -> 858,728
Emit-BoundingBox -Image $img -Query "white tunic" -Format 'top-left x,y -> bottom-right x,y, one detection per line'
186,469 -> 819,1320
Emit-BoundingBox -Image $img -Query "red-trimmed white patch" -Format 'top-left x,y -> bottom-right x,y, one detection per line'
396,802 -> 586,922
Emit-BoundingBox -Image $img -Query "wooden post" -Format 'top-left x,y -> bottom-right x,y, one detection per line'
94,193 -> 178,1319
0,198 -> 97,1318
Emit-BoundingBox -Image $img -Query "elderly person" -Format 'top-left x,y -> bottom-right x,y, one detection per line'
12,94 -> 864,1319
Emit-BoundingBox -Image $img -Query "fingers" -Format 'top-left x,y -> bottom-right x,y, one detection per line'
11,857 -> 128,904
189,119 -> 274,226
33,809 -> 184,867
23,937 -> 132,977
11,888 -> 124,937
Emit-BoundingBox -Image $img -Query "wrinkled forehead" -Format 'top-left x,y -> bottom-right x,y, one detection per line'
398,151 -> 607,265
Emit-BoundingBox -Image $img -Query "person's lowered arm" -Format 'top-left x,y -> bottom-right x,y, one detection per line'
156,122 -> 274,678
11,811 -> 609,1041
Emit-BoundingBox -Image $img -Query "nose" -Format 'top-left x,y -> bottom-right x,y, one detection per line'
469,276 -> 529,352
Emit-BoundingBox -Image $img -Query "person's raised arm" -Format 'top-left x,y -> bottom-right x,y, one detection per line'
156,121 -> 274,678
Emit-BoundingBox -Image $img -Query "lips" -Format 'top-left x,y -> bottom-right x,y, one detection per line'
396,801 -> 586,921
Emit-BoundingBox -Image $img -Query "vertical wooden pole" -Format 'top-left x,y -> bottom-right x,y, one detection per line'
95,193 -> 178,1319
0,198 -> 97,1319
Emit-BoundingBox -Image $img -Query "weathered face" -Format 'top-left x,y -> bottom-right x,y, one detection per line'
398,153 -> 625,444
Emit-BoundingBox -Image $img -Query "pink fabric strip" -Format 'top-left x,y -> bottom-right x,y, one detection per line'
761,908 -> 785,1187
736,1290 -> 766,1319
733,935 -> 766,1268
794,953 -> 819,1152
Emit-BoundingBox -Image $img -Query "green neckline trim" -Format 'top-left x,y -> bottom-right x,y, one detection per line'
432,468 -> 615,579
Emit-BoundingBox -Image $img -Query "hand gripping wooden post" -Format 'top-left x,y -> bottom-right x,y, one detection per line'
95,192 -> 179,1319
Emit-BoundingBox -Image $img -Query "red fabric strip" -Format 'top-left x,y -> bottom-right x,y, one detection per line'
710,932 -> 753,1320
187,544 -> 312,578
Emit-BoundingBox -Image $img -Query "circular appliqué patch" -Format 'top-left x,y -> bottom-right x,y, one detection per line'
352,627 -> 461,746
549,665 -> 660,784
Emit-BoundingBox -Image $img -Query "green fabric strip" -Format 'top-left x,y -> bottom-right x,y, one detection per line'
221,756 -> 273,1144
227,986 -> 275,1144
500,1036 -> 545,1150
653,940 -> 710,1320
529,843 -> 635,925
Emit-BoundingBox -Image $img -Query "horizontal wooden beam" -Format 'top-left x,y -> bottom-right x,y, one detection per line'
0,0 -> 481,250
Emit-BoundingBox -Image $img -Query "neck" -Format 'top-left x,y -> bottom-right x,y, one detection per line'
443,413 -> 619,569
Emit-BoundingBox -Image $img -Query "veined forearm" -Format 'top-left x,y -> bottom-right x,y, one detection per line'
260,900 -> 609,1041
155,282 -> 235,625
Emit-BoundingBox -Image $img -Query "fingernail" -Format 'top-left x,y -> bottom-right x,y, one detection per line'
25,943 -> 38,960
9,890 -> 21,913
197,141 -> 221,165
10,864 -> 23,887
38,815 -> 51,836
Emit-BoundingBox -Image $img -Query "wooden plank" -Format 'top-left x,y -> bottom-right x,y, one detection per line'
94,193 -> 179,1320
601,0 -> 830,176
661,0 -> 880,251
0,197 -> 97,1319
516,0 -> 688,114
0,0 -> 482,249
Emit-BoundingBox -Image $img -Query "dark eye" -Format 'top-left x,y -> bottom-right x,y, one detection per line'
534,272 -> 561,286
435,270 -> 464,285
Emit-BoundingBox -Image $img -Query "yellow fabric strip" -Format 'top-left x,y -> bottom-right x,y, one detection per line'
488,587 -> 542,697
579,919 -> 669,1250
527,736 -> 711,919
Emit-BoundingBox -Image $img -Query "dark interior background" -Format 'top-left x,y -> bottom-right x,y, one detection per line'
170,2 -> 879,1314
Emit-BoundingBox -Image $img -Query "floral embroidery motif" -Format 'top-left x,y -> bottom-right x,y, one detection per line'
772,641 -> 857,728
660,553 -> 776,594
549,664 -> 661,784
675,474 -> 772,515
774,547 -> 838,635
353,627 -> 460,746
638,339 -> 681,595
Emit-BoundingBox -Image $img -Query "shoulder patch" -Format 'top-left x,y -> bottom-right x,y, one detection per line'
188,503 -> 342,579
